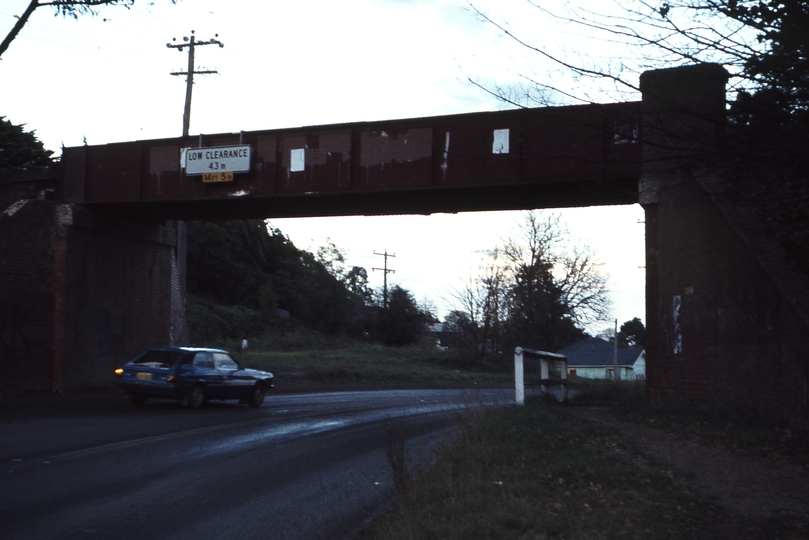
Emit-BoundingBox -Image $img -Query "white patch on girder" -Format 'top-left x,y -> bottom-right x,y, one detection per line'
228,190 -> 251,197
492,129 -> 509,154
290,148 -> 305,172
672,295 -> 682,355
441,131 -> 450,182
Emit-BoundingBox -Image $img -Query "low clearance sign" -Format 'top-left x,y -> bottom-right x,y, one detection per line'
183,145 -> 251,175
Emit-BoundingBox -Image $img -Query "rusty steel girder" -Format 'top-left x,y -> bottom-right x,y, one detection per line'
59,102 -> 641,221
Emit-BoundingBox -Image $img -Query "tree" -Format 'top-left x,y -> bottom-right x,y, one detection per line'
449,211 -> 606,357
447,280 -> 493,359
315,239 -> 346,280
617,317 -> 646,348
1,0 -> 178,59
369,286 -> 427,347
344,266 -> 373,305
0,116 -> 53,169
185,220 -> 370,340
470,0 -> 809,284
469,1 -> 807,106
448,246 -> 510,360
503,212 -> 608,351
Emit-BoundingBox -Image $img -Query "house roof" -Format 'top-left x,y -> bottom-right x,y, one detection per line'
555,337 -> 643,367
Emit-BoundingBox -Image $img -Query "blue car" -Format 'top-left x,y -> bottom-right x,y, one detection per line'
114,346 -> 274,408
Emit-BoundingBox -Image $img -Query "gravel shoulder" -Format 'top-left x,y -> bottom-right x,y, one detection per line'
572,406 -> 809,539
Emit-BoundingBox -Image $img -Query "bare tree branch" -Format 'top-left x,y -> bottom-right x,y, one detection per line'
0,0 -> 176,59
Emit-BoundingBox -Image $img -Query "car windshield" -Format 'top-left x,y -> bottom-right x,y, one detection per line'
214,353 -> 239,370
132,350 -> 186,368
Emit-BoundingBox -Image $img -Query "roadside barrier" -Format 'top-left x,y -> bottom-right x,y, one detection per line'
514,347 -> 568,405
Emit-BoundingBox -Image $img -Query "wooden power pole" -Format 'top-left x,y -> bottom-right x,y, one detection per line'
373,250 -> 396,308
167,30 -> 224,137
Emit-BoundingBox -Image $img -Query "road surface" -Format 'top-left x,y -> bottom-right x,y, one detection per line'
0,388 -> 520,540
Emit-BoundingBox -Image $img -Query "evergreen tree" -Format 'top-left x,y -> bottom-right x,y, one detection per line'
370,286 -> 426,346
0,116 -> 53,169
617,317 -> 646,348
185,220 -> 368,340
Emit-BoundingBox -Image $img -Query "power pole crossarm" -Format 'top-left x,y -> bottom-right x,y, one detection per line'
167,30 -> 224,137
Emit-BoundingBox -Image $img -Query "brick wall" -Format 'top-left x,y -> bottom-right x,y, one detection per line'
0,200 -> 58,392
62,211 -> 176,389
0,200 -> 188,392
646,173 -> 809,420
641,65 -> 809,422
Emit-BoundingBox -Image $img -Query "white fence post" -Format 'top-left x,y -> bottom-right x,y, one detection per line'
514,347 -> 525,406
514,347 -> 568,404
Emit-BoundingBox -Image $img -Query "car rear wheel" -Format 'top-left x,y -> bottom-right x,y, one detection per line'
247,383 -> 266,408
184,384 -> 205,409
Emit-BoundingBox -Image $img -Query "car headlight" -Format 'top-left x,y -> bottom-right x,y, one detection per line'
114,368 -> 124,377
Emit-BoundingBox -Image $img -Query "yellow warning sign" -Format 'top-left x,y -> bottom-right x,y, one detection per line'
202,172 -> 234,183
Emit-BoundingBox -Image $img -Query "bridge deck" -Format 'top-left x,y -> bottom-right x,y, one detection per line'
60,102 -> 641,221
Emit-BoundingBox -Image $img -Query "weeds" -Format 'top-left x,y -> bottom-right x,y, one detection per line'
362,398 -> 718,539
383,418 -> 413,494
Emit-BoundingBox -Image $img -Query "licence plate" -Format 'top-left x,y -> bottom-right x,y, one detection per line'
136,372 -> 152,381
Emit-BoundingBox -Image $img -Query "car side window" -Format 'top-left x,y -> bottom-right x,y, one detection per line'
192,352 -> 215,369
213,353 -> 239,371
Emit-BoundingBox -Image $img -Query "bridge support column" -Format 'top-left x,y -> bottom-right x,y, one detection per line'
0,200 -> 187,393
640,64 -> 809,421
641,64 -> 729,405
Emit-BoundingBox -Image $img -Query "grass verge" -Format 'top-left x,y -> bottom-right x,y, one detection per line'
361,398 -> 719,540
617,400 -> 809,469
568,377 -> 809,469
567,376 -> 646,406
240,343 -> 521,388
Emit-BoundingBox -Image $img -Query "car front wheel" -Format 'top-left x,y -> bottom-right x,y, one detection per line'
247,383 -> 266,408
184,384 -> 205,409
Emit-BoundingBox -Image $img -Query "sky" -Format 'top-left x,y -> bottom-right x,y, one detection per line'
1,0 -> 647,333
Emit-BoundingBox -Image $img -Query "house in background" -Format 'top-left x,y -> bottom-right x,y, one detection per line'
427,322 -> 453,350
556,337 -> 645,380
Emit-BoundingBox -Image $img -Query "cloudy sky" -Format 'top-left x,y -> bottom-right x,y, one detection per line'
1,0 -> 647,331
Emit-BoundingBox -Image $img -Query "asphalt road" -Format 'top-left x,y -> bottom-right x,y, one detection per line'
0,388 -> 519,540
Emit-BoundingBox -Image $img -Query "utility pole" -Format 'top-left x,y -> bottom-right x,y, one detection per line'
167,30 -> 224,137
613,318 -> 620,381
373,250 -> 396,308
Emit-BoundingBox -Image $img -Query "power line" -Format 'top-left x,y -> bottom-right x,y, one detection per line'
373,250 -> 396,308
167,30 -> 224,137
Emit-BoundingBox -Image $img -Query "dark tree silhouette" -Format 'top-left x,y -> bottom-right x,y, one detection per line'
0,116 -> 53,169
617,317 -> 646,348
